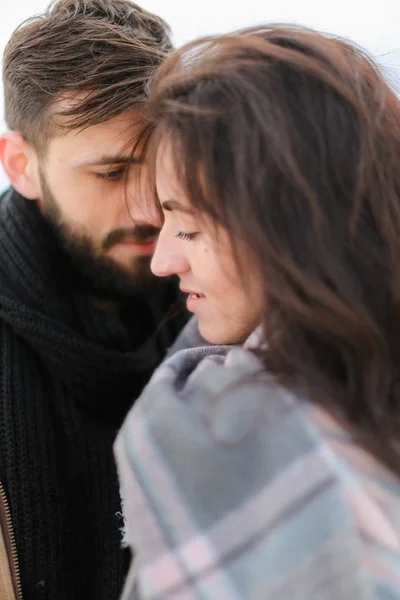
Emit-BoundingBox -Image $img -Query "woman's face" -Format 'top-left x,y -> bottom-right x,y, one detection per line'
151,144 -> 262,345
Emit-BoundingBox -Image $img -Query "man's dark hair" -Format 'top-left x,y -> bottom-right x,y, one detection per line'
3,0 -> 172,150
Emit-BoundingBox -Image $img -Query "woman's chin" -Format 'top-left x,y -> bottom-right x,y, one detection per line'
198,320 -> 253,346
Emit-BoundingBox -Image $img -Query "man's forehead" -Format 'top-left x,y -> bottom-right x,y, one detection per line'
48,113 -> 145,166
48,94 -> 145,159
48,135 -> 140,166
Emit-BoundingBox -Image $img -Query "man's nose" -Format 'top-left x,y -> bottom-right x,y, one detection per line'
124,175 -> 163,228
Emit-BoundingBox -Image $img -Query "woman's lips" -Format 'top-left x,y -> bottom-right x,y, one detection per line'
180,288 -> 206,311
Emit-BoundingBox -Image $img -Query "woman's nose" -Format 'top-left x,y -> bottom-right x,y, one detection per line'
151,229 -> 189,278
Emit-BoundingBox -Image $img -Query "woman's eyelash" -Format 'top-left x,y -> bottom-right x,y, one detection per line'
175,231 -> 196,241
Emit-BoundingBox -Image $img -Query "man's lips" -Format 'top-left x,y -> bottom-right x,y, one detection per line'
118,237 -> 158,255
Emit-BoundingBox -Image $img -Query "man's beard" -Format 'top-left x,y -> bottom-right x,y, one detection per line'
38,170 -> 160,303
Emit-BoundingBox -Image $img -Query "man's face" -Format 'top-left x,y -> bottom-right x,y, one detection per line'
35,108 -> 160,301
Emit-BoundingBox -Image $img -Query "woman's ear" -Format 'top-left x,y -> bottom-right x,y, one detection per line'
0,131 -> 41,200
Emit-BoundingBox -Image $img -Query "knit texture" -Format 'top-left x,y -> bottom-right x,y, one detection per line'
0,188 -> 188,599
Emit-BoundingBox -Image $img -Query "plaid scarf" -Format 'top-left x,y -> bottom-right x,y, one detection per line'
115,337 -> 400,599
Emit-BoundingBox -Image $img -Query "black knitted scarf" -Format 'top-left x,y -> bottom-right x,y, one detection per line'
0,189 -> 187,599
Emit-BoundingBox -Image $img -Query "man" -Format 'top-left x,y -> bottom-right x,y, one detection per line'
0,1 -> 188,598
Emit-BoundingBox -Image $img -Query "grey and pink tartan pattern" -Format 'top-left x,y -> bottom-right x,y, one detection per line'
115,335 -> 400,600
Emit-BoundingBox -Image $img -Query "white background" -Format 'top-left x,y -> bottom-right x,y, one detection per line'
0,0 -> 399,191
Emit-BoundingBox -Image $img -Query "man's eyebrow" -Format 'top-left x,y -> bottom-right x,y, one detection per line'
73,155 -> 143,168
161,200 -> 196,215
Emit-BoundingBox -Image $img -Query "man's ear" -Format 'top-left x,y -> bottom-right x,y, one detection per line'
0,131 -> 41,200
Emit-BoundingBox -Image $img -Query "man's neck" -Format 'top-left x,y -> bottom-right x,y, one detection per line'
89,296 -> 120,315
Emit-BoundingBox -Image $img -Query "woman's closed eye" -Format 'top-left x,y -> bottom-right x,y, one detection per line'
175,231 -> 197,241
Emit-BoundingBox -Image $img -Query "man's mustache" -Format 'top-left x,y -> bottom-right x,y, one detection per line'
102,226 -> 160,251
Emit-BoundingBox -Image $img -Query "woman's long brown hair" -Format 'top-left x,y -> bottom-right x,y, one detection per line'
146,25 -> 400,476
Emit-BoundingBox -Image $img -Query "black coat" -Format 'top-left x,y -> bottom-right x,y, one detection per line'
0,189 -> 188,599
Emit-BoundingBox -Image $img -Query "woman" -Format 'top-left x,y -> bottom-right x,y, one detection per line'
115,25 -> 400,599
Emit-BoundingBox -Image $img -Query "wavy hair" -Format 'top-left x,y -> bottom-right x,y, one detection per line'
145,25 -> 400,475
